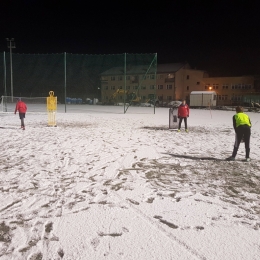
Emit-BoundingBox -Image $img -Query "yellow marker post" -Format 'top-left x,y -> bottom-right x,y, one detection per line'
47,91 -> 57,126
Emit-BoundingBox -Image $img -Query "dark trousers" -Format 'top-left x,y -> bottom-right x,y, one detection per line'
19,113 -> 25,127
232,125 -> 251,158
178,117 -> 187,130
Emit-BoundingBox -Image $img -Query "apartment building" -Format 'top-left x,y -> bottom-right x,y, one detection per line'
101,62 -> 194,104
201,76 -> 255,106
101,63 -> 258,106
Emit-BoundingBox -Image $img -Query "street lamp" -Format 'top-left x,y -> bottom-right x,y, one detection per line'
6,38 -> 16,102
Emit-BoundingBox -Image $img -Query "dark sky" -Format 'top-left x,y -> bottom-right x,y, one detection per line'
1,0 -> 260,76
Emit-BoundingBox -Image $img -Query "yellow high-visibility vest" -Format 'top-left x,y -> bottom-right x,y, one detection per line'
235,112 -> 251,127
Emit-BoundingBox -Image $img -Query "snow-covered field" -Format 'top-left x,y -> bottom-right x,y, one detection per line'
0,105 -> 260,260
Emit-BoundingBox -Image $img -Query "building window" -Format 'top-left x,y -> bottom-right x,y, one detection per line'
150,85 -> 155,89
141,85 -> 146,90
111,86 -> 115,90
167,96 -> 172,101
126,76 -> 130,80
187,86 -> 189,90
157,85 -> 163,89
222,84 -> 228,89
213,84 -> 219,90
150,75 -> 155,79
118,86 -> 123,89
186,75 -> 189,79
158,96 -> 163,101
111,76 -> 115,81
118,76 -> 123,81
166,85 -> 172,89
127,86 -> 130,90
105,86 -> 108,90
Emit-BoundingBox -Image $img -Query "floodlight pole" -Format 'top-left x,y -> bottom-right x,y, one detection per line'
6,38 -> 15,102
64,52 -> 67,113
3,51 -> 7,97
3,51 -> 7,112
124,53 -> 126,114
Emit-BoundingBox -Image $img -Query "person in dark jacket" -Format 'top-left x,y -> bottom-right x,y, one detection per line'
226,106 -> 251,161
14,98 -> 27,130
178,99 -> 189,132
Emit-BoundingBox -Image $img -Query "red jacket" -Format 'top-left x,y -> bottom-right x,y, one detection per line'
15,101 -> 27,113
178,104 -> 189,117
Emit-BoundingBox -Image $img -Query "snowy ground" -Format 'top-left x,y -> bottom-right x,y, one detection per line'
0,105 -> 260,260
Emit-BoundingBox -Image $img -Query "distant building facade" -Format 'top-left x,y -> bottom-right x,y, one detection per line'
101,62 -> 259,106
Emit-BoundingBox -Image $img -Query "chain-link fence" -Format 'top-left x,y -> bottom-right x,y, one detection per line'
0,52 -> 157,113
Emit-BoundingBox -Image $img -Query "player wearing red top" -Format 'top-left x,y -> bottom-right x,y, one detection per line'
178,100 -> 189,132
15,98 -> 27,130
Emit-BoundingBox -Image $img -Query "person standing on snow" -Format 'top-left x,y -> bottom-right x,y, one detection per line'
178,99 -> 189,132
14,98 -> 27,130
226,106 -> 251,161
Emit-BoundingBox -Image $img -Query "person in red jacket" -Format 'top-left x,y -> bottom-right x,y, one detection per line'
178,99 -> 189,132
14,98 -> 27,130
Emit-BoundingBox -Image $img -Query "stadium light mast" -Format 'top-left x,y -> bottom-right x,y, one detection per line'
6,38 -> 16,102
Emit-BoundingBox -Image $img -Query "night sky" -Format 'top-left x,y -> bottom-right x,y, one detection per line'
1,0 -> 260,76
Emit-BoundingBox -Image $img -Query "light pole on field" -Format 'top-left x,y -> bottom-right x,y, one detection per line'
6,38 -> 16,102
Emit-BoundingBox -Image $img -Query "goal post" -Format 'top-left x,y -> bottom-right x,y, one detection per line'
0,95 -> 47,113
